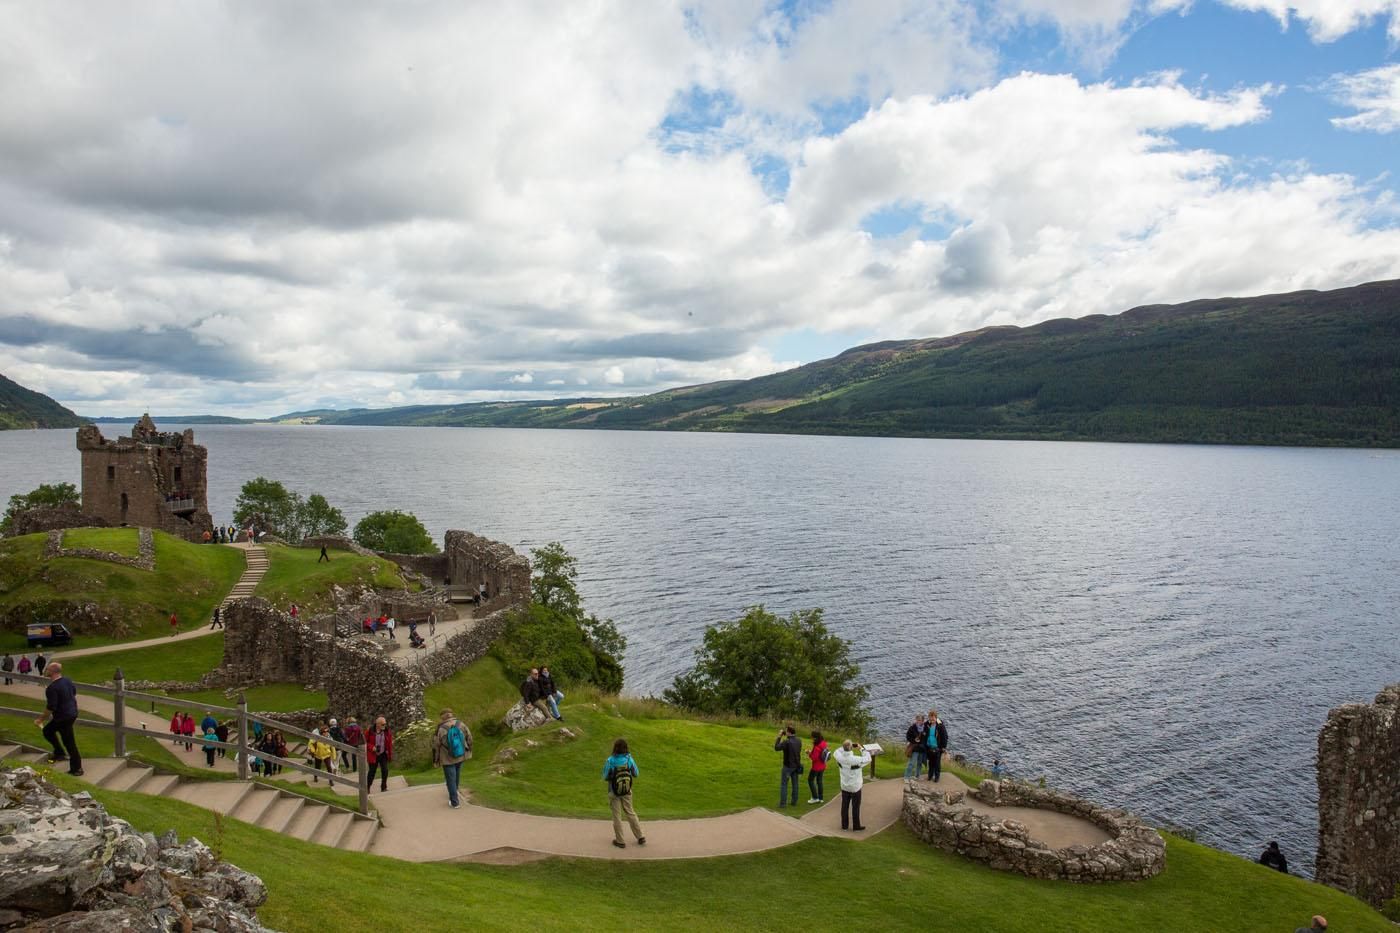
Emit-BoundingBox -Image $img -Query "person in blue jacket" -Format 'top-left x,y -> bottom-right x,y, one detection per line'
602,738 -> 646,849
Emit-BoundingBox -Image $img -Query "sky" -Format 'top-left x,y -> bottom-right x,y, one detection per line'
1,1 -> 1398,417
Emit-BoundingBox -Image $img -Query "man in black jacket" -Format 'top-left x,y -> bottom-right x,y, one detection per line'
774,724 -> 802,808
34,662 -> 82,776
521,669 -> 550,718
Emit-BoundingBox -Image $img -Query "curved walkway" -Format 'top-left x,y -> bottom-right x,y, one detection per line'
0,675 -> 1113,863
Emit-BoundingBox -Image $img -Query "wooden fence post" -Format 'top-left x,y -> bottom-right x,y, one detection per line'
358,741 -> 369,816
236,692 -> 249,781
112,668 -> 126,757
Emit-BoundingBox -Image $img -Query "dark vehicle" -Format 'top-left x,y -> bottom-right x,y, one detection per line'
26,623 -> 73,648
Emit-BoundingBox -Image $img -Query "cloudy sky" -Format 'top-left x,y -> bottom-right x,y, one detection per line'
2,1 -> 1398,417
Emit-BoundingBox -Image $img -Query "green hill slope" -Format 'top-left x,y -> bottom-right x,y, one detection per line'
0,372 -> 84,430
0,529 -> 245,648
300,278 -> 1400,446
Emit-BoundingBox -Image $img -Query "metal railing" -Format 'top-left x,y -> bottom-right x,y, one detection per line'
0,669 -> 372,815
163,498 -> 196,513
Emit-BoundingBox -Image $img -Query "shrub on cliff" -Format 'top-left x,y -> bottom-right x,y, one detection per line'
664,606 -> 872,733
352,510 -> 438,554
494,542 -> 626,693
233,478 -> 347,544
1,481 -> 79,534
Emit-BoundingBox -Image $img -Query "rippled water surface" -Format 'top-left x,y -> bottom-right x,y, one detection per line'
4,424 -> 1398,870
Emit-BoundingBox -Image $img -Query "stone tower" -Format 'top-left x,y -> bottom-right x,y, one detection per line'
76,415 -> 215,542
1316,683 -> 1400,908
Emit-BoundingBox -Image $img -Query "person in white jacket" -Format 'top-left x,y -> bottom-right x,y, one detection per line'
832,740 -> 872,831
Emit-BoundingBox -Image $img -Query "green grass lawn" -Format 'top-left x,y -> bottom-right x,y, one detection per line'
54,633 -> 227,685
0,531 -> 244,650
41,778 -> 1391,933
62,527 -> 141,555
411,657 -> 918,819
168,682 -> 328,713
254,544 -> 410,612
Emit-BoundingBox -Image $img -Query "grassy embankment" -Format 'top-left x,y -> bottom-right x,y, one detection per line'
253,543 -> 411,613
0,529 -> 244,650
27,770 -> 1388,933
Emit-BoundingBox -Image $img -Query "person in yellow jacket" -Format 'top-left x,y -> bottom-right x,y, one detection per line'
308,726 -> 336,787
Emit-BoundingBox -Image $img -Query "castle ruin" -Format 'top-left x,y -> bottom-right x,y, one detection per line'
1316,683 -> 1400,908
76,415 -> 214,542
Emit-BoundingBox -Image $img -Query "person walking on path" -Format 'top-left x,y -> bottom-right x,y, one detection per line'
1259,841 -> 1289,873
169,611 -> 179,636
34,653 -> 47,676
904,713 -> 927,781
365,716 -> 393,792
774,724 -> 803,808
200,710 -> 218,736
2,653 -> 13,685
341,716 -> 363,772
180,712 -> 196,751
807,730 -> 829,803
202,725 -> 219,767
209,606 -> 222,630
308,727 -> 335,786
833,739 -> 872,831
428,611 -> 436,636
34,662 -> 82,776
539,666 -> 564,720
317,544 -> 330,563
214,720 -> 229,758
17,655 -> 31,676
926,710 -> 949,782
169,711 -> 183,745
603,738 -> 645,849
432,708 -> 472,809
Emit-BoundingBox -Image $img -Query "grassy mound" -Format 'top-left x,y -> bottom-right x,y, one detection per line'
0,531 -> 244,650
253,544 -> 410,613
62,527 -> 141,556
407,657 -> 957,819
43,778 -> 1392,933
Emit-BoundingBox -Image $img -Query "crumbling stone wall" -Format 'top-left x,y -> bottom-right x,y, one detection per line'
380,551 -> 449,582
903,780 -> 1165,883
43,526 -> 155,570
444,530 -> 530,605
1316,683 -> 1400,908
213,598 -> 424,730
417,605 -> 512,685
76,416 -> 213,542
8,504 -> 106,537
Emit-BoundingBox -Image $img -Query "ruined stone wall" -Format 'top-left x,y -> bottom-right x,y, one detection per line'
417,605 -> 512,685
8,505 -> 106,537
213,598 -> 424,730
444,530 -> 530,605
902,780 -> 1165,883
76,418 -> 213,542
1316,683 -> 1400,908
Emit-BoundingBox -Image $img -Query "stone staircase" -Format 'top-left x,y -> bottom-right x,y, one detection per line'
0,741 -> 379,853
219,545 -> 268,613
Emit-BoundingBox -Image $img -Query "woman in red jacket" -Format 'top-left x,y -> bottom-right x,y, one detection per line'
364,716 -> 393,793
169,711 -> 182,745
180,711 -> 195,751
807,730 -> 829,804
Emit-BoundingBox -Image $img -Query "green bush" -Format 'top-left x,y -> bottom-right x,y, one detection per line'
665,605 -> 872,733
352,510 -> 437,555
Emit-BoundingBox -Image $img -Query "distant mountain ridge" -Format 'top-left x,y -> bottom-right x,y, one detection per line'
0,373 -> 84,430
290,278 -> 1400,447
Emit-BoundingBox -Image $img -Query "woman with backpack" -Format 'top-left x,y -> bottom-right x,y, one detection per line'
432,707 -> 472,809
807,730 -> 829,804
602,738 -> 645,849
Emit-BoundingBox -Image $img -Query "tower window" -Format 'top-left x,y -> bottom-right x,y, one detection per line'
107,465 -> 115,480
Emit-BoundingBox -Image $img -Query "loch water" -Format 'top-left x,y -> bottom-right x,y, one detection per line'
3,423 -> 1398,871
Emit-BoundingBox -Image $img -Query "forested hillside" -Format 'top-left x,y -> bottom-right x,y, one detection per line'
302,279 -> 1400,447
0,373 -> 84,430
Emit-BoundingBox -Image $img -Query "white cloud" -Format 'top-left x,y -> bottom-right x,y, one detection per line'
0,3 -> 1396,417
1328,64 -> 1400,132
1214,0 -> 1400,40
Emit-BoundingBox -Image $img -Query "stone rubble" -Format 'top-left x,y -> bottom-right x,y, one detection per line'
0,766 -> 277,931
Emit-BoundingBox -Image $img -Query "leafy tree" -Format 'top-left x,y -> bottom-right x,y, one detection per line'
353,510 -> 438,554
1,482 -> 80,534
664,606 -> 872,733
298,493 -> 347,538
495,542 -> 626,693
233,477 -> 303,541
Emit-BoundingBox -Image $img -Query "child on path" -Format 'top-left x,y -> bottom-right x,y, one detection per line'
308,727 -> 335,786
202,727 -> 218,766
603,738 -> 645,849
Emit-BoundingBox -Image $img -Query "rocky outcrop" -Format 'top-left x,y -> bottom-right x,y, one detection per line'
902,780 -> 1165,883
0,766 -> 277,930
1316,683 -> 1400,908
504,699 -> 552,732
